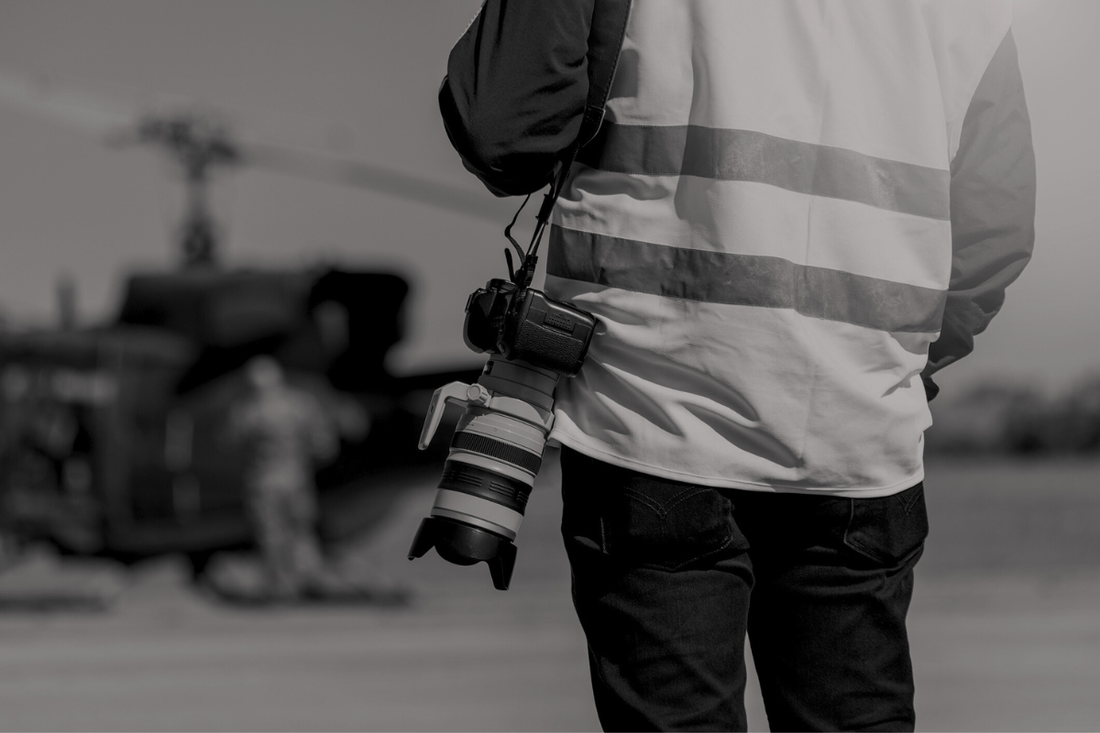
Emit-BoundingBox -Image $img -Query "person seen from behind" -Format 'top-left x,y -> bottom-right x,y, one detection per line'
440,1 -> 1035,730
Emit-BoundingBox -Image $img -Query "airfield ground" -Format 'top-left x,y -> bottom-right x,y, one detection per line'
0,453 -> 1098,732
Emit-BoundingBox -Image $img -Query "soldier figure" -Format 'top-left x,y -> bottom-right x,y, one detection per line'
229,355 -> 337,601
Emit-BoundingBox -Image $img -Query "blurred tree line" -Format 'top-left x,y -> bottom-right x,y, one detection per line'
926,374 -> 1100,455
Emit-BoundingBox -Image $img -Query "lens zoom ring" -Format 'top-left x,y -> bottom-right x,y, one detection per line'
451,432 -> 543,475
440,462 -> 531,512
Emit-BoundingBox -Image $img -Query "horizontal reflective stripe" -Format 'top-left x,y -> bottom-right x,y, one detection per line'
556,165 -> 952,290
547,227 -> 947,333
578,123 -> 951,221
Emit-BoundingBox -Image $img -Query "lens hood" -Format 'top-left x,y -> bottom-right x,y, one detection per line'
408,516 -> 518,590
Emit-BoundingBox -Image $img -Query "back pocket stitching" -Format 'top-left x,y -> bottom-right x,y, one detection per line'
666,533 -> 736,572
843,499 -> 880,562
664,487 -> 713,513
902,485 -> 924,516
620,488 -> 665,516
843,495 -> 928,565
621,486 -> 713,518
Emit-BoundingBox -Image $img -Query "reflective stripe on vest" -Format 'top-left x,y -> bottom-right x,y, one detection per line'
543,0 -> 1015,495
547,226 -> 947,333
578,123 -> 951,221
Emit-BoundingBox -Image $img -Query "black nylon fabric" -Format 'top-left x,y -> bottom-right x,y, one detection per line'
923,28 -> 1036,384
440,0 -> 631,197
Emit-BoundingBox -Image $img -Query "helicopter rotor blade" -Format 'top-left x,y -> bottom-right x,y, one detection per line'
241,142 -> 513,223
0,65 -> 518,223
0,68 -> 135,138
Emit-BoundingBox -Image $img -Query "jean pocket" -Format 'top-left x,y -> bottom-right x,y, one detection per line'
601,475 -> 741,571
843,482 -> 929,566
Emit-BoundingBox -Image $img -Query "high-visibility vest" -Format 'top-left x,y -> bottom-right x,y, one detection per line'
545,0 -> 1015,496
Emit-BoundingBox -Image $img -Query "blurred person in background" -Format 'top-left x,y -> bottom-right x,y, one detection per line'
228,355 -> 337,601
441,1 -> 1035,730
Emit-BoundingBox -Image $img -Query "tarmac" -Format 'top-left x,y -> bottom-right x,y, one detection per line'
0,453 -> 1097,732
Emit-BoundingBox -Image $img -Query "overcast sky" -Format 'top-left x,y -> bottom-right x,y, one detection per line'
0,0 -> 1097,396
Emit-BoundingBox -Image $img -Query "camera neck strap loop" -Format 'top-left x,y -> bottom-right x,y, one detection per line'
511,158 -> 572,289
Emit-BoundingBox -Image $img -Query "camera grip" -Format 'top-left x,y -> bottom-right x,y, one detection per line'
505,291 -> 596,377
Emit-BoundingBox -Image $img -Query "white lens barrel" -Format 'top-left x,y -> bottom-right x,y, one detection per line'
430,489 -> 524,540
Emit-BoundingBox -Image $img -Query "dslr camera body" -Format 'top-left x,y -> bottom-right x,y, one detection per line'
463,278 -> 592,377
409,278 -> 596,589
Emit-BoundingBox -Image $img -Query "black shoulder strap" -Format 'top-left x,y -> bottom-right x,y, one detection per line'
512,0 -> 631,286
578,0 -> 633,148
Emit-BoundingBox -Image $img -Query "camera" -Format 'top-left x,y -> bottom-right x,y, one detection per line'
408,278 -> 596,589
463,278 -> 592,377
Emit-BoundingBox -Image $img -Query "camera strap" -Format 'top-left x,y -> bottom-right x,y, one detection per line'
505,0 -> 633,290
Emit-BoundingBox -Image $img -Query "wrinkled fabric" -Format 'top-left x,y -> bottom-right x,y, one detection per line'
441,0 -> 596,196
544,2 -> 1032,495
441,1 -> 1033,495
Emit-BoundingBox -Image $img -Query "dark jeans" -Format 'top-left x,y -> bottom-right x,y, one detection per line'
560,448 -> 928,732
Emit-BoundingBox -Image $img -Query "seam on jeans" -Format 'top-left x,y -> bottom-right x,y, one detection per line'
621,486 -> 710,518
844,497 -> 928,567
843,498 -> 859,550
663,487 -> 712,513
902,484 -> 924,516
848,536 -> 927,570
894,539 -> 927,567
845,533 -> 878,560
621,489 -> 665,515
667,533 -> 735,572
842,499 -> 882,561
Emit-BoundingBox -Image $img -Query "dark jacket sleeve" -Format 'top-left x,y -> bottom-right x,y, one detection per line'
922,28 -> 1036,400
439,0 -> 596,197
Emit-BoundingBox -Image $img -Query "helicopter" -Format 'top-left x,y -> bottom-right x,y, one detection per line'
0,68 -> 510,574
